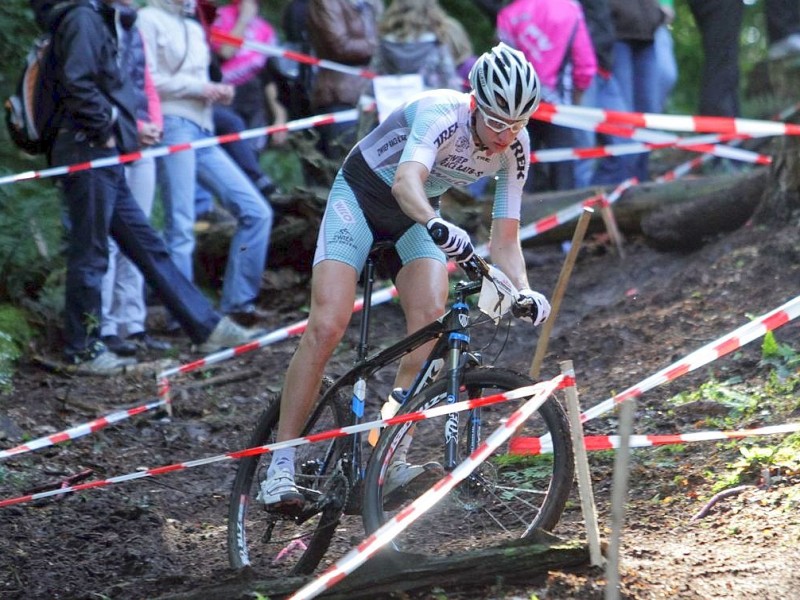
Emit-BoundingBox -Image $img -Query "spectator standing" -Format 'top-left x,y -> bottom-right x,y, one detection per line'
573,0 -> 623,188
497,0 -> 597,192
687,0 -> 743,118
766,0 -> 800,59
593,0 -> 663,184
270,0 -> 314,121
370,0 -> 462,91
307,0 -> 383,171
100,0 -> 172,357
137,0 -> 274,327
212,0 -> 286,155
33,0 -> 267,373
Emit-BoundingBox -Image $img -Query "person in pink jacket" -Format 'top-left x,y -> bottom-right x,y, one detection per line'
497,0 -> 596,192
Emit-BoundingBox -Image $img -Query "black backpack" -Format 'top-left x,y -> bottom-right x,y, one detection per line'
4,33 -> 61,156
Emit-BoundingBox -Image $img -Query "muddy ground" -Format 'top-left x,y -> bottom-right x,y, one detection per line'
0,207 -> 799,599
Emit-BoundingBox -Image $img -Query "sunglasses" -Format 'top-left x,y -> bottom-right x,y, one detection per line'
476,104 -> 529,134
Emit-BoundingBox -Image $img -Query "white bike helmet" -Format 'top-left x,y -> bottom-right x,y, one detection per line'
469,42 -> 541,120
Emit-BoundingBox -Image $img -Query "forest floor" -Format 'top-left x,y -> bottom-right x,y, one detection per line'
1,207 -> 799,599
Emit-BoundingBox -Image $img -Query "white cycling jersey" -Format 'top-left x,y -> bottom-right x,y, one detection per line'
356,88 -> 530,223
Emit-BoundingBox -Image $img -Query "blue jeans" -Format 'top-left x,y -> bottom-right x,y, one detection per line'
51,130 -> 220,359
574,73 -> 632,188
158,116 -> 273,314
196,106 -> 275,215
654,26 -> 678,112
593,40 -> 659,184
100,156 -> 155,338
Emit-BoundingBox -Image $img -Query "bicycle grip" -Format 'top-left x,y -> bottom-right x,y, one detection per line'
427,221 -> 448,244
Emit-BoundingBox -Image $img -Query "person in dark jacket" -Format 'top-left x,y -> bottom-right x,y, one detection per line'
307,0 -> 383,170
34,0 -> 265,374
573,0 -> 629,188
687,0 -> 743,118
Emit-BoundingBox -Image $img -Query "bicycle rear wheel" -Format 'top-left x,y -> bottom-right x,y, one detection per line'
227,379 -> 350,575
362,367 -> 573,557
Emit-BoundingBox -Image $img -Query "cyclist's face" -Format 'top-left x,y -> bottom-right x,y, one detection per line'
474,104 -> 527,153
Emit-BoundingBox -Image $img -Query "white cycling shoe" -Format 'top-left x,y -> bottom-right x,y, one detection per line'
383,461 -> 445,507
258,467 -> 305,509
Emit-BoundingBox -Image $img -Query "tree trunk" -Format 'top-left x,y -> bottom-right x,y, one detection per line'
752,136 -> 800,225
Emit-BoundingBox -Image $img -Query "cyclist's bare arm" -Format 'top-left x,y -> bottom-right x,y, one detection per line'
488,217 -> 530,291
391,161 -> 438,224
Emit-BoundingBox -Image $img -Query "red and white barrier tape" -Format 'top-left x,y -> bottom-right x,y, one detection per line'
0,109 -> 358,187
539,101 -> 800,138
535,108 -> 772,165
210,29 -> 379,80
288,375 -> 562,600
0,376 -> 569,508
531,131 -> 766,165
509,422 -> 800,456
578,294 -> 800,425
654,101 -> 800,182
0,399 -> 167,460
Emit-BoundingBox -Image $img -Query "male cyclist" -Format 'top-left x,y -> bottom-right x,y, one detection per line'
260,43 -> 552,508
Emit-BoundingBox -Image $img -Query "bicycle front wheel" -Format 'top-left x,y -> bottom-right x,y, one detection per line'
227,379 -> 350,576
362,367 -> 574,557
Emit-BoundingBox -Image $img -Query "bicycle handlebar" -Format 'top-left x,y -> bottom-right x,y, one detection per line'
428,224 -> 538,321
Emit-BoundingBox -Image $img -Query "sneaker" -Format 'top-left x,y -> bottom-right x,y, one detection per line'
195,316 -> 266,353
127,332 -> 172,352
100,335 -> 137,357
258,468 -> 305,508
383,461 -> 445,507
72,349 -> 137,375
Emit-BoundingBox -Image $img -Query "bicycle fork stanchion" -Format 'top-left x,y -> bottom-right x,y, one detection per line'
605,398 -> 636,600
445,293 -> 471,470
561,360 -> 604,567
530,209 -> 593,380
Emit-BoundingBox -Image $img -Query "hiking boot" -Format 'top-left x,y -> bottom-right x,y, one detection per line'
71,349 -> 137,375
226,305 -> 271,327
383,461 -> 445,508
128,332 -> 172,352
100,335 -> 137,357
195,316 -> 266,353
258,467 -> 305,509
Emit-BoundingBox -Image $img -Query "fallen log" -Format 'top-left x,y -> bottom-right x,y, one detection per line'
501,168 -> 770,248
155,534 -> 589,600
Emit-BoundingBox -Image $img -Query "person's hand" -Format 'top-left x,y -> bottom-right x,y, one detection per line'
426,217 -> 474,263
512,288 -> 551,326
203,83 -> 235,105
138,121 -> 162,146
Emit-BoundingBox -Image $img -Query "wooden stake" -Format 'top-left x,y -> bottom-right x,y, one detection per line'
596,191 -> 626,259
561,360 -> 604,568
529,208 -> 593,380
605,397 -> 636,600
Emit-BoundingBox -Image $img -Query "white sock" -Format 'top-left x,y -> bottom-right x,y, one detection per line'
268,447 -> 296,477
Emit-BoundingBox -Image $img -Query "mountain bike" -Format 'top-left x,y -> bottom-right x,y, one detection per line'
227,243 -> 574,576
